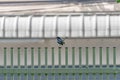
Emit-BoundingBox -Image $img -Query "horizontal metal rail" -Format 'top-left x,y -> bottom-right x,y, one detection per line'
0,68 -> 119,74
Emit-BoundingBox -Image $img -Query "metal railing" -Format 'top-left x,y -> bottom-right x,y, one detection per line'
0,47 -> 119,80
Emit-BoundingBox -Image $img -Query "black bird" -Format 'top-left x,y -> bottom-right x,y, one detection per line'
56,37 -> 65,45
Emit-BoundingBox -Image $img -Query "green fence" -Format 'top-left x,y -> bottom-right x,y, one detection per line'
0,47 -> 119,80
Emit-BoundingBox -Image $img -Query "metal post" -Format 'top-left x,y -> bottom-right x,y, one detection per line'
106,47 -> 109,68
93,74 -> 96,80
11,74 -> 14,80
59,47 -> 61,68
73,73 -> 75,80
65,47 -> 68,68
18,48 -> 20,68
18,74 -> 21,80
31,47 -> 34,68
93,47 -> 95,68
38,47 -> 41,68
72,47 -> 75,68
38,74 -> 41,80
52,73 -> 55,80
24,48 -> 27,68
31,74 -> 34,80
25,74 -> 28,80
79,73 -> 82,80
11,48 -> 13,68
45,74 -> 48,80
45,47 -> 48,68
106,74 -> 109,80
86,47 -> 88,68
113,47 -> 116,68
52,47 -> 54,68
4,74 -> 7,80
114,73 -> 116,80
86,73 -> 88,80
66,73 -> 69,80
59,73 -> 61,80
99,47 -> 102,68
4,47 -> 7,68
100,74 -> 102,80
79,47 -> 82,68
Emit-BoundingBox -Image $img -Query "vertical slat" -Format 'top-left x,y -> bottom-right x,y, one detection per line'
79,73 -> 82,80
73,73 -> 75,80
42,16 -> 45,38
65,47 -> 68,68
86,47 -> 88,68
95,15 -> 98,37
114,73 -> 116,80
106,15 -> 110,36
66,74 -> 69,80
100,47 -> 102,68
106,47 -> 109,68
45,74 -> 48,80
16,16 -> 19,38
38,47 -> 41,68
24,48 -> 27,68
93,74 -> 96,80
52,74 -> 55,80
55,16 -> 58,37
11,47 -> 13,68
45,47 -> 48,68
4,47 -> 7,68
72,47 -> 75,68
68,15 -> 71,37
11,74 -> 14,80
106,74 -> 109,80
38,74 -> 41,80
59,47 -> 61,68
24,74 -> 28,80
2,17 -> 5,38
31,74 -> 34,80
113,47 -> 116,68
100,74 -> 102,80
31,47 -> 34,68
18,74 -> 21,80
82,14 -> 85,37
4,74 -> 7,80
93,47 -> 95,68
79,47 -> 82,68
18,48 -> 20,68
52,47 -> 54,68
58,73 -> 62,80
29,16 -> 32,38
86,73 -> 88,80
108,15 -> 111,36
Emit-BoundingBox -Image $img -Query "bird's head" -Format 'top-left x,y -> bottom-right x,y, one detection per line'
56,37 -> 61,39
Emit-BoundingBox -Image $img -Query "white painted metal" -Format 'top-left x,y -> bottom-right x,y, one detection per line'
0,14 -> 120,38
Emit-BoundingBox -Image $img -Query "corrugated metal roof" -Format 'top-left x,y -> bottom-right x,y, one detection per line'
0,13 -> 120,38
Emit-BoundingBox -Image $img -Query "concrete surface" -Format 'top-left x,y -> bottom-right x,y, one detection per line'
0,2 -> 120,15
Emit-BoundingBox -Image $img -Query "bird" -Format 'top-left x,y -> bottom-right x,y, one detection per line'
56,37 -> 65,45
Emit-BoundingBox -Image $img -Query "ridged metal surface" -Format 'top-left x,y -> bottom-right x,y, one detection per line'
0,14 -> 120,38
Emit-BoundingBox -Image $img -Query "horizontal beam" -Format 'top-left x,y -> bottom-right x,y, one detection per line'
0,68 -> 119,74
1,37 -> 120,39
